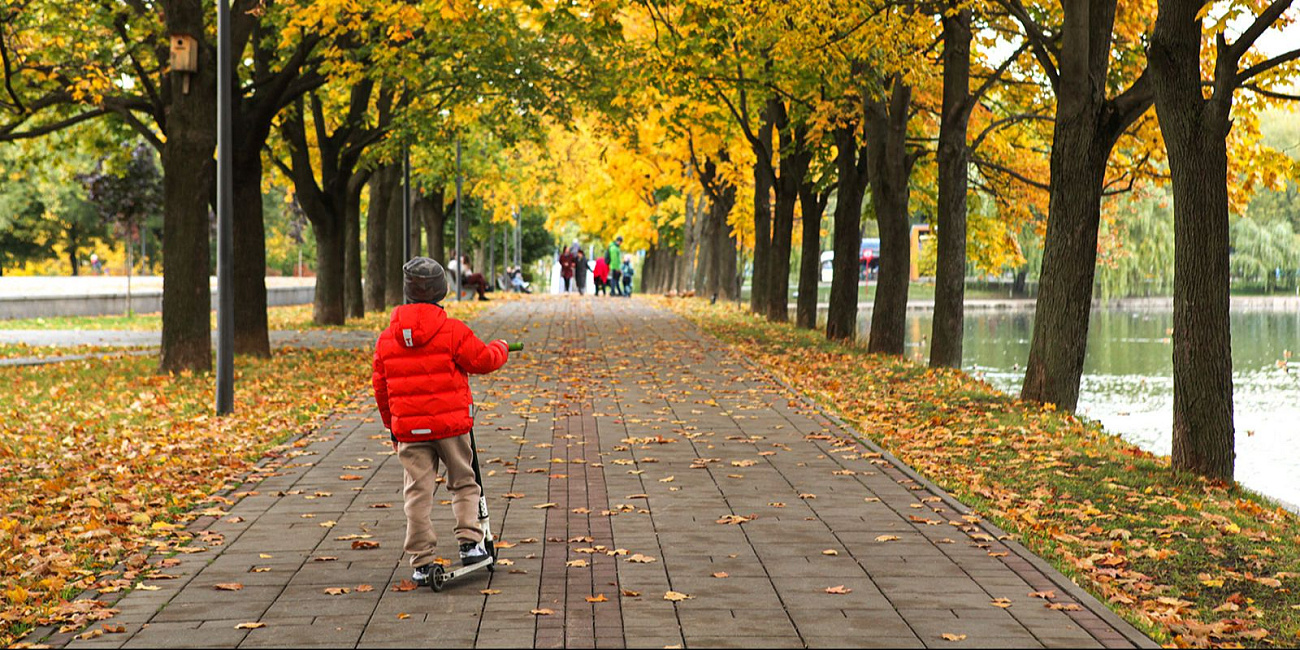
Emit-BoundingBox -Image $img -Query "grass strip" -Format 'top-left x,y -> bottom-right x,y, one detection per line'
0,299 -> 490,645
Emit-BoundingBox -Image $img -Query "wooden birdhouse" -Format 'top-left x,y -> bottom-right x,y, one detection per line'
170,34 -> 198,93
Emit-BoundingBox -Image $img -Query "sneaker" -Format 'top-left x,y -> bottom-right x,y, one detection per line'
412,564 -> 434,586
459,540 -> 490,566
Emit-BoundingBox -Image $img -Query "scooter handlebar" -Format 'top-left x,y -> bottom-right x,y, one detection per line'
507,342 -> 524,352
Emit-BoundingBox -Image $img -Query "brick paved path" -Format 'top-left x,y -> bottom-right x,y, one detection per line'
57,297 -> 1154,649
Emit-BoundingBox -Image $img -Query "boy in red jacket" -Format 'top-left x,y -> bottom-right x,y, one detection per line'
372,257 -> 509,586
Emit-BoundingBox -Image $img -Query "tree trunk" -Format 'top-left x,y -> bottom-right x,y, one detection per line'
750,102 -> 777,313
1151,0 -> 1235,479
714,191 -> 739,301
159,0 -> 215,374
313,222 -> 346,325
384,172 -> 405,307
1019,0 -> 1152,410
343,171 -> 366,320
68,223 -> 79,276
231,153 -> 270,356
768,119 -> 809,323
865,79 -> 915,355
827,126 -> 868,341
421,187 -> 446,265
796,183 -> 825,329
364,166 -> 394,312
931,6 -> 973,369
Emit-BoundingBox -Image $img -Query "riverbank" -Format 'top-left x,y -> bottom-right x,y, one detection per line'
787,294 -> 1300,312
661,296 -> 1300,648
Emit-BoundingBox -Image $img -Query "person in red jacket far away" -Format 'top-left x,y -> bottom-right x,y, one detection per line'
372,257 -> 509,587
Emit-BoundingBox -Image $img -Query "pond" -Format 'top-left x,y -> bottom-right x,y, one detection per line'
863,307 -> 1300,508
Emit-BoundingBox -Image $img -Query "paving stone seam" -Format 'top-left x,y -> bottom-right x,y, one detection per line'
595,301 -> 688,649
619,302 -> 810,650
675,311 -> 1158,650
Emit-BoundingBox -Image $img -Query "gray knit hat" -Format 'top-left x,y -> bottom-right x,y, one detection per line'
403,257 -> 448,304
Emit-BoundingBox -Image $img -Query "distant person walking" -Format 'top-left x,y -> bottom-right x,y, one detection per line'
574,249 -> 588,295
621,259 -> 634,297
606,236 -> 624,297
559,244 -> 576,293
593,256 -> 610,296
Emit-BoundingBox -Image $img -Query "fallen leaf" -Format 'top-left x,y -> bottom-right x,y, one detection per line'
391,580 -> 419,592
351,540 -> 380,550
235,622 -> 266,630
664,591 -> 692,602
323,587 -> 350,595
825,585 -> 852,594
585,594 -> 609,603
875,535 -> 900,543
214,583 -> 244,591
531,608 -> 554,616
941,633 -> 966,642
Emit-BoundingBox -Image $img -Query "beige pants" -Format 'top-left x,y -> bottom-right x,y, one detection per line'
398,435 -> 483,568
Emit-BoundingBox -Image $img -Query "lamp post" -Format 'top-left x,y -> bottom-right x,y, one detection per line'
454,137 -> 463,301
402,144 -> 411,263
215,0 -> 233,415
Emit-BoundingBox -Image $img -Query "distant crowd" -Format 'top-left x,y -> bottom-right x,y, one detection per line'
559,236 -> 632,297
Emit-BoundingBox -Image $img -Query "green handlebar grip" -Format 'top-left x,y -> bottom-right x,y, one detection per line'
507,342 -> 524,352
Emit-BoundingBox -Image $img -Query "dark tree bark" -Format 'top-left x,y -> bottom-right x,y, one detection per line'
865,77 -> 916,355
343,170 -> 367,319
67,223 -> 79,276
767,117 -> 810,323
364,165 -> 395,312
931,5 -> 974,369
827,125 -> 870,341
1151,3 -> 1235,480
419,186 -> 447,264
227,15 -> 324,356
1016,0 -> 1153,410
1148,0 -> 1294,479
796,181 -> 828,330
312,222 -> 346,325
384,176 -> 405,307
695,148 -> 740,301
749,101 -> 777,313
231,151 -> 270,356
159,0 -> 215,374
714,198 -> 739,300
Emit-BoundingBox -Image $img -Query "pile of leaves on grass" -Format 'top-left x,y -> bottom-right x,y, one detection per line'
0,300 -> 491,645
0,344 -> 150,361
664,297 -> 1300,648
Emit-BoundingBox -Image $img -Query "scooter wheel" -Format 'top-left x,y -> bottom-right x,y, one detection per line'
430,565 -> 446,592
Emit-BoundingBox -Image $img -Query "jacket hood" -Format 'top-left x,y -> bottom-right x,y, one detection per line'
389,303 -> 448,349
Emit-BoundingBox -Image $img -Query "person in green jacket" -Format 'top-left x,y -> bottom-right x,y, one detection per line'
606,236 -> 624,296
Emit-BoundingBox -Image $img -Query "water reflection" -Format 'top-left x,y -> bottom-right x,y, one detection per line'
849,307 -> 1300,507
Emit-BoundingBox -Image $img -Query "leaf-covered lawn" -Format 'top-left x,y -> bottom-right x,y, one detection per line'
0,294 -> 520,333
0,299 -> 491,645
0,344 -> 150,361
663,297 -> 1300,649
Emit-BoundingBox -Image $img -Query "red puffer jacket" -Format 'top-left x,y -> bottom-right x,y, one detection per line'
372,303 -> 507,442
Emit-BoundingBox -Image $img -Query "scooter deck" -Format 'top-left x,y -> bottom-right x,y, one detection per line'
444,556 -> 494,581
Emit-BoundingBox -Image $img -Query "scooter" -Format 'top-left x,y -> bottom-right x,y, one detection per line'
428,341 -> 524,592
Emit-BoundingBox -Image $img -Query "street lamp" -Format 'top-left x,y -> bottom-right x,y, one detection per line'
215,0 -> 233,415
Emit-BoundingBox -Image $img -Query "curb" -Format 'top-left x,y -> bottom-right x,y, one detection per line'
653,301 -> 1164,649
747,361 -> 1160,649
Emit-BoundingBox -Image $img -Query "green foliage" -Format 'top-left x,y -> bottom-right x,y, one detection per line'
1095,188 -> 1175,299
1230,218 -> 1300,293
